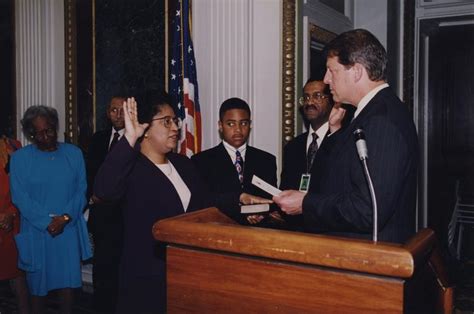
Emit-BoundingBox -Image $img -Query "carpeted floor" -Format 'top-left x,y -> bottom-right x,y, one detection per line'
0,282 -> 97,314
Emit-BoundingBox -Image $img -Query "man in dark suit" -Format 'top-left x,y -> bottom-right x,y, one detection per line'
192,97 -> 277,224
86,96 -> 126,312
280,79 -> 335,192
274,29 -> 418,244
279,79 -> 336,230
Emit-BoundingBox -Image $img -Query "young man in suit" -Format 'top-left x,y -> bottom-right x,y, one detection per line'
274,29 -> 419,243
192,97 -> 277,224
86,96 -> 126,312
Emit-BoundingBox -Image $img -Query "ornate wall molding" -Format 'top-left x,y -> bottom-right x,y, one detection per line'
281,0 -> 296,146
64,0 -> 77,144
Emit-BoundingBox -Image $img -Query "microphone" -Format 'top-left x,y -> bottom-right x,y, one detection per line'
353,128 -> 368,160
353,128 -> 378,242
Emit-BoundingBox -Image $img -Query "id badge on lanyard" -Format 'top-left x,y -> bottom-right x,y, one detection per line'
299,173 -> 311,192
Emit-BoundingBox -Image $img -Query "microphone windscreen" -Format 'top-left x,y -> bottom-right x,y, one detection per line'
353,128 -> 365,140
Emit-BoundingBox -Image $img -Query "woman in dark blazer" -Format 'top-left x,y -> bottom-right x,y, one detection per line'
94,95 -> 210,313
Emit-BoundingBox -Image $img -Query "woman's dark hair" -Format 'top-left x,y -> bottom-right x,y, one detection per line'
139,91 -> 177,124
20,105 -> 59,140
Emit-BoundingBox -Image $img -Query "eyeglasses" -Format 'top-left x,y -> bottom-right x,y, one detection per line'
151,116 -> 183,129
298,92 -> 329,106
33,128 -> 56,139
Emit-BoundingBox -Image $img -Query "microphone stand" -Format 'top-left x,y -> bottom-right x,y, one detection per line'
353,129 -> 378,243
361,158 -> 378,242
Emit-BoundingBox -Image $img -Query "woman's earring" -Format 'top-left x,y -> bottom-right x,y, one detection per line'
144,133 -> 148,138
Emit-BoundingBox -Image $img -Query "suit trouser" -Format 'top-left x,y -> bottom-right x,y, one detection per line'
89,204 -> 123,313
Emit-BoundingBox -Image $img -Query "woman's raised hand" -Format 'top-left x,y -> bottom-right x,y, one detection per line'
123,97 -> 149,147
328,103 -> 346,134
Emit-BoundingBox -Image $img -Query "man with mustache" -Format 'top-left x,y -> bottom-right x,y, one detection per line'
280,79 -> 331,231
280,79 -> 334,193
279,79 -> 353,231
192,97 -> 277,224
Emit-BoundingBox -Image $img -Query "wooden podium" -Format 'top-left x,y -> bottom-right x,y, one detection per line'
153,207 -> 453,313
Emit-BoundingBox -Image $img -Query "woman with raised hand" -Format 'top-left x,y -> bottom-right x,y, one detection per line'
9,105 -> 91,314
94,94 -> 210,313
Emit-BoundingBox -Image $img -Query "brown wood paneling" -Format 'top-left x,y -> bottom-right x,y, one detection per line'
166,246 -> 404,314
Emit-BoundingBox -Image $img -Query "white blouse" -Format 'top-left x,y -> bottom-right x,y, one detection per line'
155,161 -> 191,211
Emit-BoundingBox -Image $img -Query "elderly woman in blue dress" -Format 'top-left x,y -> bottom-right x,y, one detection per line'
9,105 -> 91,313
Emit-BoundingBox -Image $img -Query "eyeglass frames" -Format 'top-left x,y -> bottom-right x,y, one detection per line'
298,92 -> 329,106
151,116 -> 183,129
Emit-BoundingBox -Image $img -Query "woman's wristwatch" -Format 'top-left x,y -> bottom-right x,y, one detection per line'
62,214 -> 71,223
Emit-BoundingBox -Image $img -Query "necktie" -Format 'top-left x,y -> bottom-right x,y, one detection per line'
109,132 -> 120,152
235,150 -> 244,185
307,132 -> 319,171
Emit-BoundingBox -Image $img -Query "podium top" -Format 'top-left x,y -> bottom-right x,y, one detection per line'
153,207 -> 436,278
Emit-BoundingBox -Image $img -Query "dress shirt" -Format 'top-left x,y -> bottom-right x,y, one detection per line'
305,122 -> 328,153
352,83 -> 389,120
155,161 -> 191,211
222,141 -> 247,163
108,128 -> 125,149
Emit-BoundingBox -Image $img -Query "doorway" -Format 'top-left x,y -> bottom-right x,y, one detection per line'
418,17 -> 474,254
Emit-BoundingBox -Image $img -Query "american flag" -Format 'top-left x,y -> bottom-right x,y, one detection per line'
169,0 -> 202,157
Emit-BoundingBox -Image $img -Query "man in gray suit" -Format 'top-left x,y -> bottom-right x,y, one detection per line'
274,29 -> 418,243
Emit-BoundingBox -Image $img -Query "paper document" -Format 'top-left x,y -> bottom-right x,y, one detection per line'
241,204 -> 270,214
251,175 -> 282,196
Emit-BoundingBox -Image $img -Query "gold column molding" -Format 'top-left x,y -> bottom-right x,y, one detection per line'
64,0 -> 77,144
281,0 -> 296,146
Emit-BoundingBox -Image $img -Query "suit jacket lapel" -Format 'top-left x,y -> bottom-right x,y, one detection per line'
297,132 -> 315,173
243,146 -> 255,181
331,93 -> 382,156
140,153 -> 186,214
101,129 -> 113,158
168,154 -> 195,211
217,143 -> 241,186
